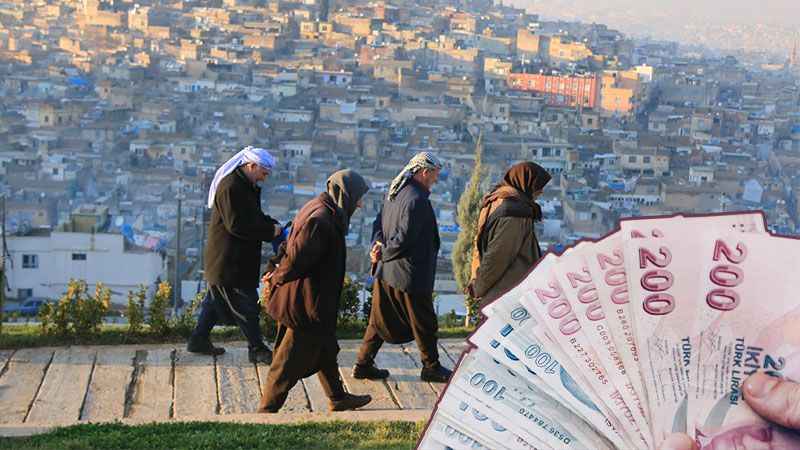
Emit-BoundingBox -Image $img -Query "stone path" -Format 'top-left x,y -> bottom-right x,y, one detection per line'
0,339 -> 467,437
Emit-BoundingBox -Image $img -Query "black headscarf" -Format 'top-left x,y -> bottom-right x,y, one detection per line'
326,169 -> 370,231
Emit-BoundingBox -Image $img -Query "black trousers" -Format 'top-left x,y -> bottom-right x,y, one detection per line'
191,285 -> 266,350
258,324 -> 345,412
356,280 -> 440,370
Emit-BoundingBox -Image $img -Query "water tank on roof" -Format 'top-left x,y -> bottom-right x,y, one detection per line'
791,124 -> 800,140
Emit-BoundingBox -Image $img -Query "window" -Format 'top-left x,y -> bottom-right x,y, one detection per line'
628,156 -> 637,163
22,254 -> 38,269
643,156 -> 651,163
72,253 -> 87,261
18,288 -> 33,300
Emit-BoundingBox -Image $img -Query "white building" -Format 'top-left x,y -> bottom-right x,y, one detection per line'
689,166 -> 715,184
5,229 -> 166,306
742,179 -> 764,204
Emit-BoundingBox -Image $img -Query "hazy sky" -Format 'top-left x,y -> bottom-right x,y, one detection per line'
518,0 -> 800,26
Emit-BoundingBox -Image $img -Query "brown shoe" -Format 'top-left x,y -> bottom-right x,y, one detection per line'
329,393 -> 372,411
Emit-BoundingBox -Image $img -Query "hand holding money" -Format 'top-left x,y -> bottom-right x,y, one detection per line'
658,373 -> 800,450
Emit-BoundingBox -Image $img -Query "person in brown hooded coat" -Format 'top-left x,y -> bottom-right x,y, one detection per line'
257,169 -> 372,413
467,162 -> 552,305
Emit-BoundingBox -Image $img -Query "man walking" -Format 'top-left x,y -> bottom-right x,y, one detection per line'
187,146 -> 280,364
258,170 -> 373,412
353,152 -> 452,383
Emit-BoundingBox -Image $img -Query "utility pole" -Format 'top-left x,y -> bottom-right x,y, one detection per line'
174,177 -> 183,318
0,191 -> 6,333
196,204 -> 205,296
197,172 -> 211,297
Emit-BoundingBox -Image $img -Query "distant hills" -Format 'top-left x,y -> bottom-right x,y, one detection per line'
505,0 -> 799,57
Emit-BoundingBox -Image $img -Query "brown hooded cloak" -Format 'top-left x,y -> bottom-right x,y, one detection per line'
259,170 -> 369,412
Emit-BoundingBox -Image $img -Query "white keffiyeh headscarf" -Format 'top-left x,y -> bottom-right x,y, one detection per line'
207,146 -> 276,208
388,152 -> 443,200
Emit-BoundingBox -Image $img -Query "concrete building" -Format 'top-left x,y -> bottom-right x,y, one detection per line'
4,207 -> 165,305
6,229 -> 165,305
508,73 -> 599,109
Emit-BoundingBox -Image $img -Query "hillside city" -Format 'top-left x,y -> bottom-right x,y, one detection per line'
1,0 -> 800,314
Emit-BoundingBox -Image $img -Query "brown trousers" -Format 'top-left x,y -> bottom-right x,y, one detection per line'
258,324 -> 345,412
356,280 -> 440,369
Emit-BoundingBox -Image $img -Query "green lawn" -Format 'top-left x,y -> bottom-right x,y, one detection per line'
0,421 -> 424,450
0,323 -> 473,349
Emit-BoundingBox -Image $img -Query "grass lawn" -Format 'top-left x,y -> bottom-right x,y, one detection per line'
0,421 -> 423,450
0,323 -> 473,349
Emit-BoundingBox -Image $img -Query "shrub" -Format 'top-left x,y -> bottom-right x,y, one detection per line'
148,281 -> 172,336
39,279 -> 109,337
260,314 -> 277,341
439,309 -> 463,329
361,291 -> 372,322
339,275 -> 362,324
126,285 -> 147,335
73,282 -> 110,337
173,290 -> 203,338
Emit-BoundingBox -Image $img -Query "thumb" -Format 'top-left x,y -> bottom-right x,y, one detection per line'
743,372 -> 800,430
658,433 -> 698,450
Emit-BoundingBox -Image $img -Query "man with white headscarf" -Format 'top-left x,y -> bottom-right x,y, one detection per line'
353,152 -> 453,383
187,146 -> 282,364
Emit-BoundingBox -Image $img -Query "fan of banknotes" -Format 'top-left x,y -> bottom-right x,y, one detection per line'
419,211 -> 800,450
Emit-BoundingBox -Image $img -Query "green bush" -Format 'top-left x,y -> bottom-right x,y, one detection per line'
74,283 -> 110,337
173,291 -> 203,338
260,314 -> 277,341
339,275 -> 362,324
39,280 -> 108,337
147,281 -> 172,336
439,309 -> 463,328
126,285 -> 147,335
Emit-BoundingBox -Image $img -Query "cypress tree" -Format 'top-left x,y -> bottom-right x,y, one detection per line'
452,132 -> 484,327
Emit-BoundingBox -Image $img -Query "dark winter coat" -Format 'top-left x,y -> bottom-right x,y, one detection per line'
266,193 -> 347,336
469,162 -> 551,304
471,196 -> 542,303
373,178 -> 440,295
204,168 -> 278,288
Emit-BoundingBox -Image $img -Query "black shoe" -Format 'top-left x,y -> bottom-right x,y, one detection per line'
352,363 -> 390,380
249,346 -> 273,364
329,393 -> 372,411
421,364 -> 452,383
187,336 -> 225,356
256,406 -> 280,414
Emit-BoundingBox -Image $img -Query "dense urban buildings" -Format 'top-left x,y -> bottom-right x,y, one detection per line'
1,0 -> 799,312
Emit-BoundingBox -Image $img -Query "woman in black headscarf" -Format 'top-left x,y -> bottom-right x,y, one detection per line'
258,169 -> 372,413
467,162 -> 552,305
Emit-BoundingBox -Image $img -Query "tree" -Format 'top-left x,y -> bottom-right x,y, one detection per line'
451,132 -> 484,327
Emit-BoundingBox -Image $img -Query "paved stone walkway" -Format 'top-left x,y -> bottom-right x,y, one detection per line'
0,339 -> 467,437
